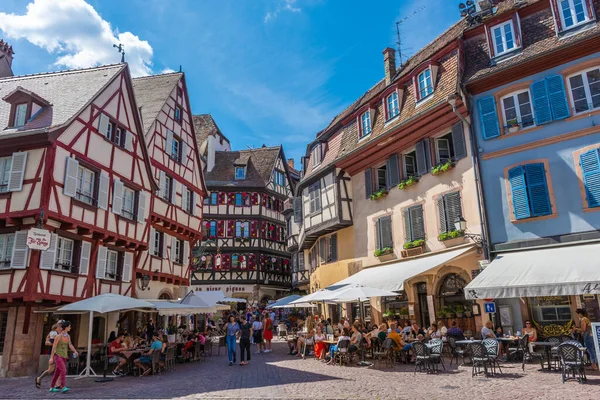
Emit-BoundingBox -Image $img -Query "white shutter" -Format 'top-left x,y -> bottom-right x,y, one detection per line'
183,241 -> 190,265
170,236 -> 177,262
149,227 -> 156,255
112,178 -> 124,215
171,179 -> 177,204
95,245 -> 108,279
165,130 -> 174,153
137,191 -> 146,223
162,233 -> 168,259
181,142 -> 188,163
98,113 -> 110,137
181,185 -> 188,209
191,192 -> 196,216
8,152 -> 27,192
40,233 -> 58,270
10,230 -> 29,269
63,157 -> 79,197
158,171 -> 166,197
125,131 -> 134,151
122,252 -> 133,283
98,172 -> 109,210
79,241 -> 91,275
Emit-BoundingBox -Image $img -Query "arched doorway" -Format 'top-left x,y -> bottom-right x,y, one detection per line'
437,273 -> 475,333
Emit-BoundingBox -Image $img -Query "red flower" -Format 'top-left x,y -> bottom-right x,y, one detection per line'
242,192 -> 247,196
205,222 -> 211,227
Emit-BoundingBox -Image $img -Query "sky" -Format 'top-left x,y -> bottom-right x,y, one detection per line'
0,0 -> 461,167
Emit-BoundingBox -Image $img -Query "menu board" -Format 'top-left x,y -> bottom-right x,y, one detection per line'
592,322 -> 600,364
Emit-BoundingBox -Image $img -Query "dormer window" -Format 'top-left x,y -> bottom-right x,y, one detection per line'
311,144 -> 323,168
14,104 -> 27,127
235,166 -> 246,179
360,111 -> 372,138
387,92 -> 399,119
558,0 -> 591,30
418,69 -> 433,100
4,87 -> 51,129
491,20 -> 516,57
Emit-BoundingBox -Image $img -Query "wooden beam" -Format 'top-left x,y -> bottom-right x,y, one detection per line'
77,227 -> 90,235
60,223 -> 75,230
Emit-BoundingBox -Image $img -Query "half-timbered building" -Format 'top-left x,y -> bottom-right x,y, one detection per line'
132,73 -> 205,301
0,61 -> 156,376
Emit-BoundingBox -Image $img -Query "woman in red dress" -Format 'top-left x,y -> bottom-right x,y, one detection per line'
263,314 -> 274,352
313,325 -> 326,360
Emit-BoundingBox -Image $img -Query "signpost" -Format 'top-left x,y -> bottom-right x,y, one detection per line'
484,302 -> 496,314
26,228 -> 51,250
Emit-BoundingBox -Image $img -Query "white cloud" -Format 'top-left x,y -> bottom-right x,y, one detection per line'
160,68 -> 176,74
264,0 -> 301,23
0,0 -> 154,77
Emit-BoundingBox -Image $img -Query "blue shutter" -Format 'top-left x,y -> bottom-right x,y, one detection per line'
477,96 -> 500,140
530,80 -> 552,125
545,74 -> 570,121
524,163 -> 552,217
580,149 -> 600,208
508,166 -> 531,220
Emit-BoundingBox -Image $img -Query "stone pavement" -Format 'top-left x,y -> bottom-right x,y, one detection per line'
0,341 -> 599,399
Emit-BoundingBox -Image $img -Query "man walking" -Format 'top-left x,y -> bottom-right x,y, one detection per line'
239,316 -> 253,365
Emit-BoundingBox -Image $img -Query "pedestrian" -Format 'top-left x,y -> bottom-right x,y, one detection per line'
36,321 -> 63,388
146,318 -> 155,341
263,313 -> 274,352
573,308 -> 598,371
239,316 -> 253,365
224,315 -> 240,366
252,315 -> 264,354
48,320 -> 78,393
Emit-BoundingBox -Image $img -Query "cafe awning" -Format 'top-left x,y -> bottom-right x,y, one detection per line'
464,243 -> 600,299
326,246 -> 474,292
147,300 -> 216,316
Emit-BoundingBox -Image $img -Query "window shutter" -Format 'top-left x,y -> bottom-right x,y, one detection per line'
386,154 -> 400,187
477,96 -> 501,140
411,205 -> 425,241
183,241 -> 190,265
79,241 -> 91,275
330,234 -> 337,261
181,142 -> 188,163
171,236 -> 178,262
525,163 -> 552,216
40,233 -> 57,270
112,178 -> 124,215
437,196 -> 447,233
580,149 -> 600,207
137,191 -> 146,223
380,216 -> 393,249
364,169 -> 373,198
171,179 -> 177,204
444,192 -> 462,232
122,252 -> 133,283
319,238 -> 326,264
10,230 -> 28,269
416,140 -> 428,176
95,245 -> 108,279
165,130 -> 174,153
451,122 -> 467,160
403,208 -> 412,243
149,227 -> 156,254
97,172 -> 109,210
158,171 -> 166,198
545,74 -> 570,120
191,192 -> 196,216
375,218 -> 382,249
63,157 -> 79,197
125,131 -> 134,151
293,196 -> 302,223
162,233 -> 169,259
181,185 -> 188,209
8,152 -> 27,192
98,113 -> 110,137
508,166 -> 531,219
530,80 -> 552,125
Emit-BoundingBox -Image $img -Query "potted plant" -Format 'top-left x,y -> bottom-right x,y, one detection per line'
436,309 -> 447,319
431,160 -> 455,176
398,176 -> 419,190
454,304 -> 465,318
444,305 -> 455,319
438,229 -> 465,241
506,118 -> 520,133
401,239 -> 425,257
374,247 -> 394,257
398,306 -> 410,319
370,188 -> 389,201
383,309 -> 395,319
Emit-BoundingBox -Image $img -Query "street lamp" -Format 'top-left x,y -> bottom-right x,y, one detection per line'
138,274 -> 151,291
453,215 -> 483,245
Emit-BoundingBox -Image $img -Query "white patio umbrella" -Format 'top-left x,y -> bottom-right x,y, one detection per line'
265,294 -> 302,309
56,294 -> 156,380
180,291 -> 230,311
328,284 -> 398,303
289,289 -> 340,305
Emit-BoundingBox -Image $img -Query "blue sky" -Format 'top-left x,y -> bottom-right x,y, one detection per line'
0,0 -> 460,167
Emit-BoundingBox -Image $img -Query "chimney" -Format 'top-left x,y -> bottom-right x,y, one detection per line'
383,47 -> 396,85
287,158 -> 295,170
0,39 -> 15,78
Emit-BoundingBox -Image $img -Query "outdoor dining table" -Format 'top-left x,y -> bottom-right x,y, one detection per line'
455,339 -> 481,345
533,341 -> 587,372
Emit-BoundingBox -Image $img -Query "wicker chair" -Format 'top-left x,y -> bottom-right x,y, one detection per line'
413,342 -> 432,374
372,338 -> 395,368
482,338 -> 502,375
428,339 -> 445,371
469,342 -> 492,377
333,339 -> 351,367
557,342 -> 587,384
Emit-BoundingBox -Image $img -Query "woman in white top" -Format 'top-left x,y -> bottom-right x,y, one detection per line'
327,328 -> 351,365
251,316 -> 263,354
313,326 -> 326,360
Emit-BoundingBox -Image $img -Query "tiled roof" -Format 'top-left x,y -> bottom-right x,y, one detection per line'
132,72 -> 182,133
0,64 -> 125,135
464,0 -> 600,83
192,114 -> 230,146
205,146 -> 281,188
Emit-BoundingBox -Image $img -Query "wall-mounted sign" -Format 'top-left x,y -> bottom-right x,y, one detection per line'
26,228 -> 51,250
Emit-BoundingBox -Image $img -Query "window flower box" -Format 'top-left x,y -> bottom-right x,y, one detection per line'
398,176 -> 419,190
431,161 -> 455,176
506,118 -> 520,134
438,229 -> 465,247
374,247 -> 395,261
401,239 -> 425,257
370,188 -> 388,201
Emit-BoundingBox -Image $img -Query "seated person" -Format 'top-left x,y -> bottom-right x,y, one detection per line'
108,332 -> 128,376
183,335 -> 196,360
426,323 -> 438,338
387,324 -> 413,362
294,323 -> 315,356
313,326 -> 327,360
401,321 -> 411,336
446,321 -> 465,340
133,333 -> 163,376
328,328 -> 351,365
348,323 -> 362,355
481,321 -> 496,339
377,323 -> 388,342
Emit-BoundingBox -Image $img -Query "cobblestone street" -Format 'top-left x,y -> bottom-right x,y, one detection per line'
0,341 -> 599,399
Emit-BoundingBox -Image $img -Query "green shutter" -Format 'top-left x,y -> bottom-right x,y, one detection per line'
437,196 -> 447,233
386,154 -> 400,187
403,209 -> 412,242
444,192 -> 462,232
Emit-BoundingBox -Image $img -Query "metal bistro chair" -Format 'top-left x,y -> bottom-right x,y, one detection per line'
165,347 -> 175,372
193,342 -> 202,362
546,337 -> 562,370
334,339 -> 351,367
204,339 -> 213,358
469,342 -> 492,377
482,338 -> 502,375
428,339 -> 446,372
557,342 -> 587,384
372,338 -> 395,368
413,342 -> 433,374
520,335 -> 544,371
277,324 -> 288,340
448,337 -> 468,366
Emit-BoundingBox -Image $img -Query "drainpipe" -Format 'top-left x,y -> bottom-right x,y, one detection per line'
447,95 -> 491,260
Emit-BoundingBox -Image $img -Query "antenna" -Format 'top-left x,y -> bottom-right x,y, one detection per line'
113,43 -> 125,63
395,5 -> 427,68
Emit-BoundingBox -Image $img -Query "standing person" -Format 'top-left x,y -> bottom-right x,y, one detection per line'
224,315 -> 240,366
146,318 -> 155,341
36,321 -> 63,388
252,316 -> 264,354
238,316 -> 253,365
48,321 -> 78,393
263,314 -> 274,353
573,308 -> 598,371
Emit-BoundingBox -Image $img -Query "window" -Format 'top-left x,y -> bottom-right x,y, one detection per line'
162,175 -> 173,202
105,250 -> 118,279
152,230 -> 163,257
403,205 -> 425,242
76,166 -> 95,205
308,182 -> 321,213
14,103 -> 27,127
175,105 -> 183,123
437,191 -> 463,233
387,92 -> 399,119
231,254 -> 239,269
122,187 -> 136,219
311,145 -> 322,167
209,221 -> 217,237
0,157 -> 11,193
235,166 -> 246,180
580,148 -> 600,208
403,151 -> 417,178
99,114 -> 127,148
559,0 -> 590,30
319,234 -> 338,263
491,20 -> 516,56
55,237 -> 74,272
171,137 -> 180,161
0,233 -> 15,270
211,192 -> 218,205
508,163 -> 552,220
376,216 -> 393,250
274,170 -> 285,186
418,69 -> 433,99
174,239 -> 183,263
360,111 -> 371,138
501,90 -> 534,129
376,165 -> 387,191
184,186 -> 194,213
568,67 -> 600,113
435,134 -> 453,164
235,193 -> 249,207
235,221 -> 249,237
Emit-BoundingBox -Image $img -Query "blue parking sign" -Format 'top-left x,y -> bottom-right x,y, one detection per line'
484,302 -> 496,313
